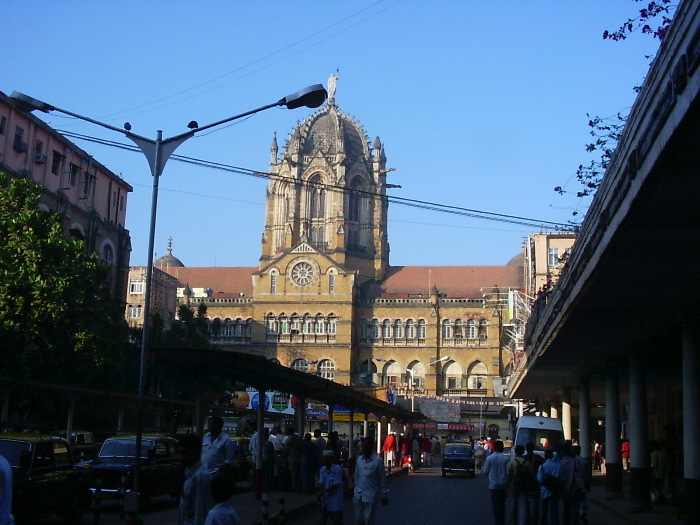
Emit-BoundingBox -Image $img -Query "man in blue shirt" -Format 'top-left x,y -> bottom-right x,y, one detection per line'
537,449 -> 563,525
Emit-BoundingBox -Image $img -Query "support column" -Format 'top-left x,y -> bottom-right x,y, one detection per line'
296,395 -> 306,435
578,377 -> 591,460
683,322 -> 700,525
561,390 -> 572,441
605,368 -> 623,498
328,405 -> 334,434
628,353 -> 651,510
550,405 -> 558,420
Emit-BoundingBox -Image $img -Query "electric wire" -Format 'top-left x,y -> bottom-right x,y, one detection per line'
57,129 -> 576,232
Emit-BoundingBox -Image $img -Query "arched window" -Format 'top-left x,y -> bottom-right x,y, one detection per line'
327,315 -> 337,335
245,319 -> 253,337
315,314 -> 325,334
318,359 -> 335,380
406,319 -> 415,339
479,319 -> 488,339
468,361 -> 488,390
382,319 -> 392,339
309,174 -> 325,219
290,358 -> 308,372
347,178 -> 364,222
394,319 -> 403,339
303,314 -> 313,334
371,319 -> 379,339
266,315 -> 277,334
418,319 -> 426,339
360,318 -> 369,339
101,243 -> 114,265
291,315 -> 300,334
223,319 -> 233,337
454,319 -> 463,339
442,319 -> 452,339
329,273 -> 335,293
234,318 -> 243,337
467,319 -> 477,339
280,315 -> 289,334
443,360 -> 463,390
358,359 -> 377,386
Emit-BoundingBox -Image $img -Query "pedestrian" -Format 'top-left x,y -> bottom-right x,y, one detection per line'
353,437 -> 389,525
483,439 -> 511,525
284,426 -> 303,491
317,450 -> 344,525
382,431 -> 397,469
411,433 -> 421,472
201,416 -> 238,478
650,440 -> 667,505
559,442 -> 585,525
621,439 -> 630,472
314,429 -> 327,455
524,442 -> 544,524
263,428 -> 276,490
300,432 -> 321,494
204,475 -> 241,525
537,449 -> 563,525
474,440 -> 485,471
0,454 -> 15,525
507,444 -> 531,525
178,433 -> 212,525
572,445 -> 591,524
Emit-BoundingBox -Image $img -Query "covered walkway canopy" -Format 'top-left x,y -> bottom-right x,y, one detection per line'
153,347 -> 421,423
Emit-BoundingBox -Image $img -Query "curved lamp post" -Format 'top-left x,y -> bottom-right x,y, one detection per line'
10,85 -> 327,510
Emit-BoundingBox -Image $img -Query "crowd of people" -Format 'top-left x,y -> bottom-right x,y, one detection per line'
381,431 -> 441,471
176,417 -> 393,525
482,439 -> 592,525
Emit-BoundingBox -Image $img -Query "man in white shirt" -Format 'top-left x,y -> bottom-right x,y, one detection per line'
317,450 -> 343,525
201,416 -> 238,477
483,439 -> 510,525
353,437 -> 388,525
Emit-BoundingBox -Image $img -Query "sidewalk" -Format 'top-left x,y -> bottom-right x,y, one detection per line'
587,470 -> 683,524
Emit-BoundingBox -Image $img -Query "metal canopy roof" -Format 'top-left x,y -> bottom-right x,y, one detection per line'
153,348 -> 421,423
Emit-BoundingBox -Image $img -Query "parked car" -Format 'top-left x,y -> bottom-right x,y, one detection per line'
53,430 -> 101,461
83,434 -> 183,503
0,434 -> 92,524
441,442 -> 476,477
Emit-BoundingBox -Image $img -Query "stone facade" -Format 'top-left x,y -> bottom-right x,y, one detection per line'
159,90 -> 524,402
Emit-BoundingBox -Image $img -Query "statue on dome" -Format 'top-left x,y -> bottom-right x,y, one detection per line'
328,70 -> 339,104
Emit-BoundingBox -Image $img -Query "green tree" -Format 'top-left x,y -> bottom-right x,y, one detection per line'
0,172 -> 127,388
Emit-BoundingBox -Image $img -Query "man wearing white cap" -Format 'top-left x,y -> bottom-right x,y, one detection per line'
317,450 -> 343,525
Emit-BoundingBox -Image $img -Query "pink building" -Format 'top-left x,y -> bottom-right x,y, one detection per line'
0,90 -> 132,304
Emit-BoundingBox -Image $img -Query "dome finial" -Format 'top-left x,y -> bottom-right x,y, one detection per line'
167,236 -> 173,254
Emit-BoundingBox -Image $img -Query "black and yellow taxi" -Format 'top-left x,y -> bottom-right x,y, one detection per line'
0,433 -> 91,524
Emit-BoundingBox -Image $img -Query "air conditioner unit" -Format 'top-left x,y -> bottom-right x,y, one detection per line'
34,153 -> 47,164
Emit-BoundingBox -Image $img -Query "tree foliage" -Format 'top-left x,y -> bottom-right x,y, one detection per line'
0,173 -> 127,388
556,1 -> 676,217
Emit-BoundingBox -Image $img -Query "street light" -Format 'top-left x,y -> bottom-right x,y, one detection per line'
405,368 -> 416,412
10,84 -> 327,508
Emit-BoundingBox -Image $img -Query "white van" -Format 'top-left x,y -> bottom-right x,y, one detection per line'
513,415 -> 565,456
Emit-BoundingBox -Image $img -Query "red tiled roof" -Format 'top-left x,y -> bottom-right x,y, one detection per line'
162,267 -> 256,296
160,265 -> 523,299
363,266 -> 523,298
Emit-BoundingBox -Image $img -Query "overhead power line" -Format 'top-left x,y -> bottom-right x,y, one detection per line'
58,129 -> 576,232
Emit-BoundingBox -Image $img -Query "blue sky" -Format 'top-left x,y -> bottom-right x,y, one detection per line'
2,1 -> 662,268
